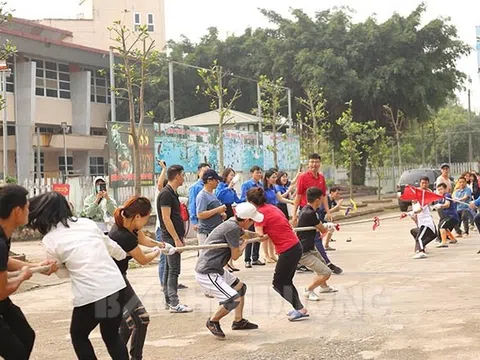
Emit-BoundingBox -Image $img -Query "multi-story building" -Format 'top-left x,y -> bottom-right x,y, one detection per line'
0,0 -> 166,184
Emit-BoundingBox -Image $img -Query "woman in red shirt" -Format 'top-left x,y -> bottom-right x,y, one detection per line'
246,187 -> 309,321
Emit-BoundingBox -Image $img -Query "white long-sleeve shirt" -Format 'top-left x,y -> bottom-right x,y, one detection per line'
42,218 -> 127,307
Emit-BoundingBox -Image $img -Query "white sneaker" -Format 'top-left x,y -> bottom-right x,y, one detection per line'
319,286 -> 338,293
303,289 -> 320,301
170,304 -> 193,313
413,252 -> 427,259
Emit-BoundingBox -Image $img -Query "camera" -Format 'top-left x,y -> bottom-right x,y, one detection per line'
98,183 -> 107,192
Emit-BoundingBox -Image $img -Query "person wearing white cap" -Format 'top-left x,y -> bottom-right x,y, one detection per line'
195,202 -> 267,338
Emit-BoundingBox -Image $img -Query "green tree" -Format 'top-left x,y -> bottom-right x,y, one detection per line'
296,86 -> 328,156
197,61 -> 241,171
258,76 -> 287,169
109,18 -> 160,195
336,102 -> 378,199
368,129 -> 389,200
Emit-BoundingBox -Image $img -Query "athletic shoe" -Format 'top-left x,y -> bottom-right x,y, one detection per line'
303,289 -> 320,301
296,265 -> 313,273
448,239 -> 458,244
170,304 -> 193,313
328,263 -> 343,275
325,246 -> 336,251
413,252 -> 427,259
245,261 -> 252,268
319,286 -> 338,293
178,283 -> 188,289
288,310 -> 310,322
231,318 -> 259,330
206,319 -> 225,338
252,260 -> 265,266
436,243 -> 449,248
330,238 -> 336,242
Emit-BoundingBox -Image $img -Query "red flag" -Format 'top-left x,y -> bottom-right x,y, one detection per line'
400,185 -> 443,206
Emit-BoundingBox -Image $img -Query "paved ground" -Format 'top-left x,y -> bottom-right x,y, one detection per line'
10,210 -> 480,360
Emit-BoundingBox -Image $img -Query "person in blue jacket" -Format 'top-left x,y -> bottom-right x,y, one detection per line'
216,167 -> 242,272
188,163 -> 211,230
240,165 -> 265,268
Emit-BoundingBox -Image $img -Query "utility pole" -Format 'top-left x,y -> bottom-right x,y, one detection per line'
109,47 -> 116,123
468,89 -> 473,166
287,88 -> 292,131
169,61 -> 175,123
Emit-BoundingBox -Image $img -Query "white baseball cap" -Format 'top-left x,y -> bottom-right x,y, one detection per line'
235,202 -> 264,222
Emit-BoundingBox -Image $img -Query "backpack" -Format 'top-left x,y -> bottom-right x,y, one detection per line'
180,203 -> 189,222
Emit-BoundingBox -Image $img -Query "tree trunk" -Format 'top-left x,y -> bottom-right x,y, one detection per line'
349,152 -> 353,199
396,132 -> 402,170
217,66 -> 224,171
352,157 -> 367,186
132,134 -> 141,195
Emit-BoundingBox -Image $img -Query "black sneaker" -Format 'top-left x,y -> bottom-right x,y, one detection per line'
178,283 -> 188,289
252,260 -> 265,266
245,261 -> 252,268
296,265 -> 313,273
206,319 -> 225,338
328,263 -> 343,275
232,318 -> 259,330
330,238 -> 336,242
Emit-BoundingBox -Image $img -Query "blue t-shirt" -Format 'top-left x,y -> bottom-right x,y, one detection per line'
215,182 -> 241,205
454,187 -> 472,211
188,179 -> 204,225
240,179 -> 263,202
265,186 -> 278,205
196,190 -> 223,235
439,193 -> 459,220
275,184 -> 288,195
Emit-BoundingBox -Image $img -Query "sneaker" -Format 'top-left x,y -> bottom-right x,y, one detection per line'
319,286 -> 338,293
303,289 -> 320,301
288,310 -> 310,322
252,260 -> 266,266
178,283 -> 188,289
245,261 -> 252,268
413,252 -> 427,259
231,318 -> 259,330
330,238 -> 336,242
296,265 -> 313,273
328,263 -> 343,275
448,239 -> 458,244
170,304 -> 193,313
206,319 -> 225,338
436,243 -> 449,248
325,246 -> 336,251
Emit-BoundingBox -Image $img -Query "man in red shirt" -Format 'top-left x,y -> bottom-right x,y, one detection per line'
292,153 -> 331,225
292,153 -> 343,275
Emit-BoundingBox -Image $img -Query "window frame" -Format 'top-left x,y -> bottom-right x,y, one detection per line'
134,12 -> 141,31
89,156 -> 106,176
58,156 -> 74,175
30,58 -> 71,99
147,13 -> 155,32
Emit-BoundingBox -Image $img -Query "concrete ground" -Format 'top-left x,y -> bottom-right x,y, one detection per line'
9,210 -> 480,360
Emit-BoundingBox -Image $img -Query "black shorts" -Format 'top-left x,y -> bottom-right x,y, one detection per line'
439,217 -> 458,231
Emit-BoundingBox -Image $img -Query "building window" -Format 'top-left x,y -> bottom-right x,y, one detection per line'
82,68 -> 110,104
5,59 -> 14,93
33,151 -> 45,178
134,12 -> 141,31
89,157 -> 105,176
90,127 -> 107,136
32,59 -> 70,99
58,156 -> 73,175
147,13 -> 155,32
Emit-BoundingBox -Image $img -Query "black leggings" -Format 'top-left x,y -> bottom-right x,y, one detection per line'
119,278 -> 150,360
272,242 -> 304,311
0,299 -> 35,360
70,289 -> 128,360
455,210 -> 471,235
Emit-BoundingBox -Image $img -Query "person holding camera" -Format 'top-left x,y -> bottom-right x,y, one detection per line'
82,177 -> 118,234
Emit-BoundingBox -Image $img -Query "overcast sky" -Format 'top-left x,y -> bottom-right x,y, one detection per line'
9,0 -> 480,111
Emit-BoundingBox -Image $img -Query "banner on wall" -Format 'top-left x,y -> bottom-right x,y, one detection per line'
154,123 -> 218,173
153,123 -> 300,173
108,122 -> 154,187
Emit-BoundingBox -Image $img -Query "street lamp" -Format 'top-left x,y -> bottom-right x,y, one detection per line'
60,122 -> 69,181
0,60 -> 11,181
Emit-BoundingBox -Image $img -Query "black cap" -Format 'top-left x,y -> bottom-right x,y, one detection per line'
202,169 -> 222,182
440,163 -> 450,169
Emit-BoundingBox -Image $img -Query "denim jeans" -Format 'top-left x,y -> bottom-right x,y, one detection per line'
156,228 -> 166,287
163,236 -> 182,307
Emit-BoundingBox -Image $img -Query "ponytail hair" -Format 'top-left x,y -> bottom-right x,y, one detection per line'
114,196 -> 152,228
